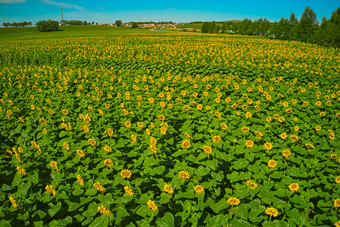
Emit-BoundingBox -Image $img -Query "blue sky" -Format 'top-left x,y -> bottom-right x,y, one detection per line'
0,0 -> 339,25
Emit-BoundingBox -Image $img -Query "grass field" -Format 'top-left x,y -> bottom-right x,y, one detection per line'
0,26 -> 339,227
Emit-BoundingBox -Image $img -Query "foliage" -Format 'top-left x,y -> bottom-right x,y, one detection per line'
36,20 -> 59,32
2,22 -> 32,28
226,6 -> 340,47
115,20 -> 123,27
0,29 -> 339,226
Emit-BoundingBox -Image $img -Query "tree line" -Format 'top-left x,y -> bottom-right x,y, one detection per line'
201,6 -> 340,48
36,20 -> 59,32
61,20 -> 97,26
2,21 -> 32,27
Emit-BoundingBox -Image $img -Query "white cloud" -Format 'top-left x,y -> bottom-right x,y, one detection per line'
41,0 -> 85,10
0,0 -> 25,4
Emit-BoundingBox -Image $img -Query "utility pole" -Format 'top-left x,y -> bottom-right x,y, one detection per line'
61,4 -> 64,25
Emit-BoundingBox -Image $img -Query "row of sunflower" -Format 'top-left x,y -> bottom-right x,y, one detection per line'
0,31 -> 339,226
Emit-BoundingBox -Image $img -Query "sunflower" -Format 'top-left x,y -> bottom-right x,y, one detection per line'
197,104 -> 203,110
124,121 -> 131,128
84,115 -> 91,123
76,149 -> 85,157
280,133 -> 287,139
45,185 -> 56,195
290,135 -> 299,142
245,111 -> 252,118
282,150 -> 291,158
203,146 -> 212,154
147,200 -> 158,211
158,115 -> 165,121
194,185 -> 204,194
254,131 -> 263,138
227,197 -> 240,206
164,184 -> 174,194
62,109 -> 68,115
181,140 -> 190,149
246,180 -> 258,189
221,123 -> 228,130
98,205 -> 111,215
88,138 -> 96,146
121,169 -> 132,179
124,186 -> 134,196
336,176 -> 340,184
105,128 -> 114,137
265,208 -> 278,217
264,142 -> 273,150
179,171 -> 190,180
268,159 -> 277,168
77,175 -> 84,185
289,183 -> 299,192
315,126 -> 321,131
160,127 -> 167,135
245,140 -> 254,148
241,127 -> 250,132
212,136 -> 221,143
104,159 -> 113,167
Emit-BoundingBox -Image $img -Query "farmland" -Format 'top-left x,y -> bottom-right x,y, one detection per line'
0,26 -> 339,226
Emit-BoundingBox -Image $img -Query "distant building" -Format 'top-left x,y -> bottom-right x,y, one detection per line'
122,23 -> 131,27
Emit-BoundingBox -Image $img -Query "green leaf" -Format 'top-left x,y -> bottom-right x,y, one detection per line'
85,188 -> 97,196
211,171 -> 224,182
156,212 -> 174,227
27,172 -> 39,184
67,201 -> 82,212
229,218 -> 253,227
286,166 -> 300,177
206,159 -> 218,170
159,194 -> 171,204
174,190 -> 195,199
33,210 -> 47,219
235,204 -> 248,221
86,202 -> 99,217
17,182 -> 32,197
73,187 -> 84,196
116,207 -> 129,218
136,205 -> 149,218
211,198 -> 229,213
48,202 -> 61,218
89,215 -> 109,227
195,166 -> 210,177
232,160 -> 249,170
34,221 -> 44,227
165,138 -> 174,145
206,214 -> 229,227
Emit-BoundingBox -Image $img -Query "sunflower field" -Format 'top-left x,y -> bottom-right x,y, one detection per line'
0,29 -> 340,226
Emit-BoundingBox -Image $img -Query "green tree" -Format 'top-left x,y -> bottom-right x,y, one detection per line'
36,20 -> 59,32
115,20 -> 123,27
326,7 -> 340,47
289,12 -> 298,25
315,16 -> 328,45
215,24 -> 221,33
201,22 -> 208,33
278,17 -> 290,39
295,6 -> 318,42
210,21 -> 216,33
221,22 -> 227,34
131,22 -> 138,28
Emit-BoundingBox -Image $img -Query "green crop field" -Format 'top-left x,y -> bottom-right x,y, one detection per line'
0,26 -> 339,227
